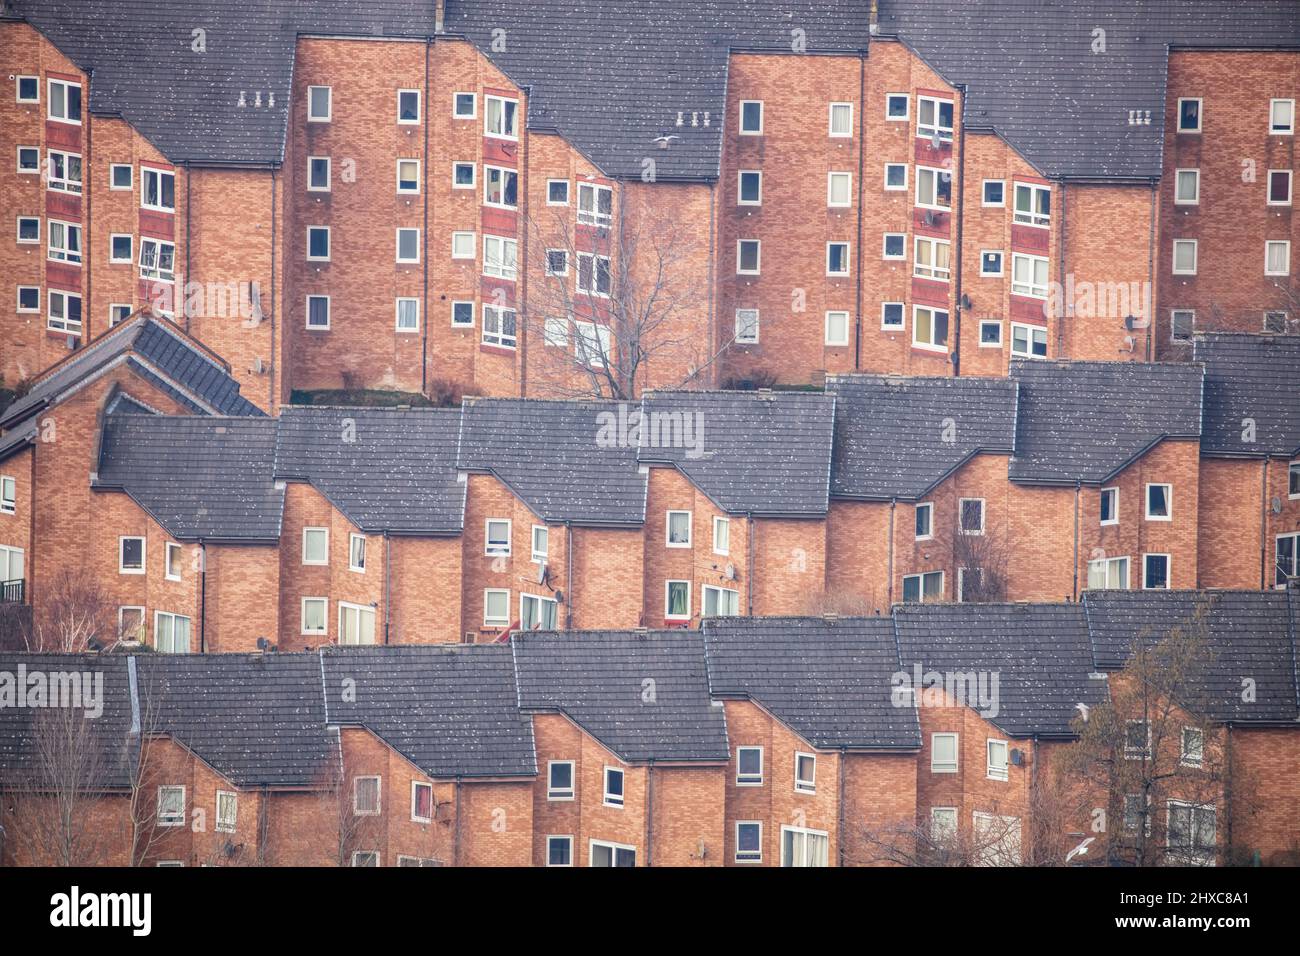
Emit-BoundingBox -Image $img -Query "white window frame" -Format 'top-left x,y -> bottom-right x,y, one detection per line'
1172,239 -> 1197,275
931,732 -> 958,773
307,155 -> 331,192
915,165 -> 951,210
395,297 -> 419,333
546,835 -> 574,867
154,611 -> 191,654
46,149 -> 82,193
410,780 -> 434,823
1270,98 -> 1295,135
47,219 -> 83,265
882,233 -> 906,261
481,304 -> 517,349
396,227 -> 421,264
216,790 -> 237,833
348,532 -> 366,573
736,746 -> 763,786
396,158 -> 421,194
915,502 -> 934,540
1011,252 -> 1049,299
47,78 -> 81,124
881,302 -> 905,330
451,301 -> 474,327
306,226 -> 331,263
451,161 -> 475,190
138,237 -> 175,282
979,250 -> 1004,277
1181,727 -> 1205,768
1010,322 -> 1047,359
544,248 -> 568,277
931,807 -> 959,842
825,310 -> 850,347
577,182 -> 613,227
531,525 -> 549,564
1174,168 -> 1200,205
157,785 -> 185,826
902,570 -> 944,603
912,305 -> 949,352
701,584 -> 739,618
353,775 -> 381,816
1268,169 -> 1293,207
883,162 -> 908,191
666,510 -> 692,548
589,839 -> 636,867
987,739 -> 1009,781
829,101 -> 853,137
338,602 -> 376,646
978,319 -> 1003,348
547,760 -> 575,801
734,308 -> 759,344
306,295 -> 330,331
1142,553 -> 1171,590
47,289 -> 82,335
739,99 -> 763,135
485,518 -> 511,557
982,179 -> 1005,207
916,95 -> 954,141
301,597 -> 328,636
109,163 -> 133,190
736,239 -> 761,275
164,541 -> 182,581
351,851 -> 379,867
1167,800 -> 1216,865
1087,555 -> 1130,591
452,91 -> 476,119
958,497 -> 985,536
0,475 -> 15,515
794,752 -> 816,794
735,821 -> 763,863
483,164 -> 518,210
307,85 -> 332,122
603,766 -> 625,808
1177,97 -> 1202,133
1013,182 -> 1050,227
885,93 -> 909,121
779,825 -> 829,867
109,303 -> 132,326
15,75 -> 38,104
484,94 -> 519,140
827,171 -> 853,208
1145,483 -> 1172,521
826,242 -> 850,277
140,167 -> 176,213
576,252 -> 612,297
1265,240 -> 1291,277
16,146 -> 39,175
119,536 -> 146,575
913,236 -> 951,282
16,286 -> 39,314
451,230 -> 476,260
1170,309 -> 1195,343
712,516 -> 730,556
482,234 -> 518,280
110,233 -> 134,265
397,88 -> 421,125
664,580 -> 691,621
483,588 -> 510,627
736,170 -> 762,206
546,179 -> 569,205
16,216 -> 39,245
1100,486 -> 1119,526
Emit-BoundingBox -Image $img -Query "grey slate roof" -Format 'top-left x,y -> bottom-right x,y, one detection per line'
138,653 -> 337,788
275,406 -> 465,535
0,654 -> 139,790
0,422 -> 38,466
457,397 -> 646,526
512,629 -> 729,763
321,645 -> 537,779
1194,334 -> 1300,458
94,415 -> 285,542
0,314 -> 261,431
878,0 -> 1300,181
827,375 -> 1017,500
637,390 -> 836,516
893,603 -> 1109,738
1082,589 -> 1300,725
1009,360 -> 1203,484
703,616 -> 921,750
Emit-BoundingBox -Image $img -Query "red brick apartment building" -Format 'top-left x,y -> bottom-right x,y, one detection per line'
1,1 -> 1295,406
3,592 -> 1298,867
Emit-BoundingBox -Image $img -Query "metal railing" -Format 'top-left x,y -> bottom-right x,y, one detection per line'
0,579 -> 25,604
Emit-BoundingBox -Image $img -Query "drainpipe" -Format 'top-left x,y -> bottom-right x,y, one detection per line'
453,777 -> 462,866
1071,481 -> 1081,600
645,761 -> 655,867
184,161 -> 191,333
837,746 -> 847,867
269,169 -> 278,411
422,36 -> 431,395
199,541 -> 207,652
746,514 -> 755,615
384,533 -> 392,644
27,444 -> 36,607
1030,737 -> 1039,862
1056,183 -> 1067,358
887,498 -> 896,608
1146,183 -> 1156,360
952,84 -> 967,376
84,69 -> 93,341
707,180 -> 716,386
1260,459 -> 1270,589
853,50 -> 866,372
565,522 -> 573,629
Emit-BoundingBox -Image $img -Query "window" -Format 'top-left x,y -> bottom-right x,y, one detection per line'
730,821 -> 764,863
739,100 -> 763,134
1177,97 -> 1201,133
395,297 -> 419,333
451,231 -> 475,260
164,542 -> 182,581
138,238 -> 175,282
483,589 -> 510,627
973,813 -> 1022,866
351,851 -> 379,867
482,305 -> 517,348
733,170 -> 765,208
735,308 -> 759,344
931,733 -> 958,773
1171,310 -> 1194,343
1277,533 -> 1300,586
16,75 -> 38,103
1087,556 -> 1130,590
1124,794 -> 1151,835
484,95 -> 518,139
302,528 -> 328,565
0,546 -> 23,586
451,301 -> 474,327
17,146 -> 38,174
547,836 -> 573,866
576,253 -> 611,296
794,753 -> 816,793
154,612 -> 191,654
603,767 -> 625,807
780,826 -> 829,867
483,235 -> 517,279
1268,170 -> 1292,206
338,602 -> 376,645
1098,487 -> 1119,526
530,525 -> 549,564
451,161 -> 474,189
353,776 -> 381,815
348,533 -> 366,573
307,155 -> 330,192
16,216 -> 39,244
884,162 -> 908,191
520,593 -> 557,630
881,302 -> 904,330
736,239 -> 760,275
987,739 -> 1009,781
913,237 -> 950,281
109,304 -> 132,326
916,95 -> 953,141
980,250 -> 1003,277
574,319 -> 611,367
590,840 -> 636,867
902,570 -> 943,603
17,287 -> 39,313
141,168 -> 175,212
1175,168 -> 1200,205
157,786 -> 185,826
46,150 -> 82,193
307,226 -> 330,262
547,761 -> 574,800
1011,253 -> 1048,298
1168,801 -> 1216,865
547,179 -> 569,205
397,88 -> 420,124
736,746 -> 763,786
825,310 -> 850,347
484,165 -> 518,208
47,290 -> 81,334
47,220 -> 82,264
305,295 -> 330,330
1181,727 -> 1204,768
665,580 -> 690,620
111,163 -> 133,189
912,306 -> 949,351
931,807 -> 958,843
396,227 -> 421,264
883,233 -> 905,260
666,510 -> 691,547
1265,311 -> 1289,333
827,171 -> 852,207
712,516 -> 730,555
1013,182 -> 1050,227
1142,553 -> 1170,590
959,498 -> 985,535
0,476 -> 14,515
1145,483 -> 1171,521
982,180 -> 1005,206
1172,239 -> 1197,275
915,502 -> 933,540
1122,719 -> 1151,759
411,781 -> 433,822
1291,462 -> 1300,499
826,242 -> 850,276
301,597 -> 327,635
829,102 -> 853,137
915,166 -> 951,209
119,536 -> 145,574
307,85 -> 331,122
979,319 -> 1002,347
702,585 -> 739,618
395,159 -> 420,193
110,234 -> 133,264
577,183 -> 613,227
1271,98 -> 1295,135
216,791 -> 237,833
453,92 -> 476,118
544,249 -> 568,276
1010,323 -> 1047,359
1265,240 -> 1290,276
485,518 -> 511,556
48,79 -> 81,123
885,93 -> 909,120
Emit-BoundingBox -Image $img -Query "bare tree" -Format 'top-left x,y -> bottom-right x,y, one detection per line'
856,800 -> 1028,867
798,588 -> 886,618
126,687 -> 173,867
949,509 -> 1009,603
305,752 -> 382,867
24,569 -> 126,653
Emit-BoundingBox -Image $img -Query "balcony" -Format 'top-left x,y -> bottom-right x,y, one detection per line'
1,579 -> 25,604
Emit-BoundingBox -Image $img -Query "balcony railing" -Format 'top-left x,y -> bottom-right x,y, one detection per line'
0,579 -> 25,604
